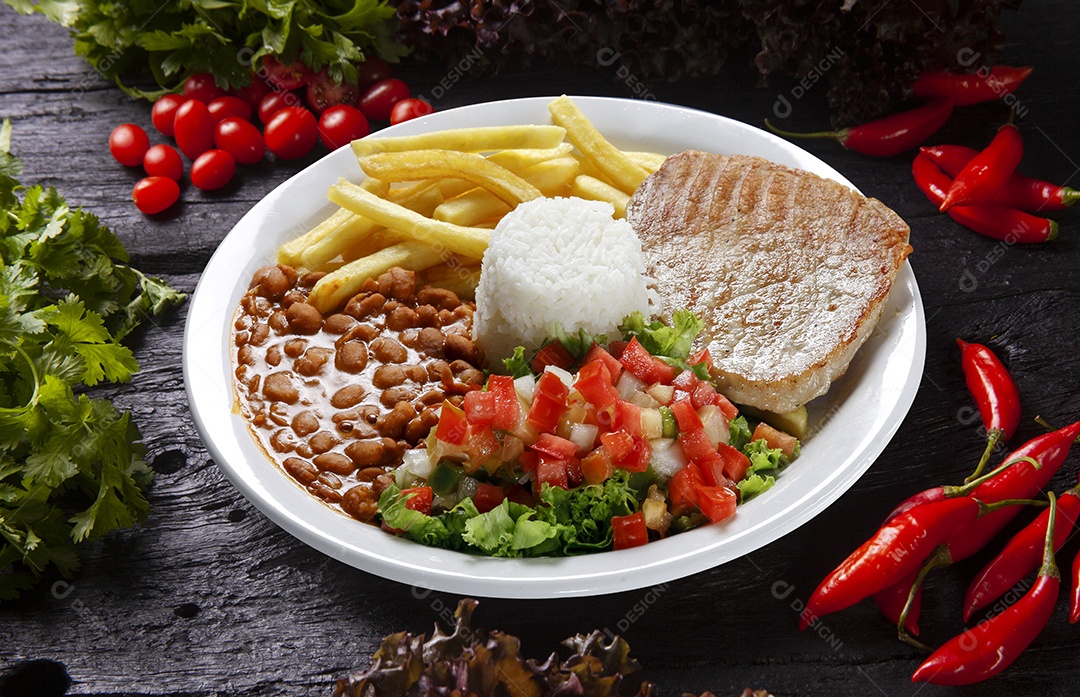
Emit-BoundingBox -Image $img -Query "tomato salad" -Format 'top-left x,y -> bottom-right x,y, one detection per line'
378,310 -> 799,556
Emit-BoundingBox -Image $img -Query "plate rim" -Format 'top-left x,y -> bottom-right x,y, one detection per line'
183,95 -> 926,598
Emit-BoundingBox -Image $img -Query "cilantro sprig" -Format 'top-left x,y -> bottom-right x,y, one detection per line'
0,120 -> 184,599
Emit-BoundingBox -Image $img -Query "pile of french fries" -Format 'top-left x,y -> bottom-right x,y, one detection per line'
275,96 -> 667,314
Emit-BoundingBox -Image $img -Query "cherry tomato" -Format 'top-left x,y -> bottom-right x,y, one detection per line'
318,105 -> 370,150
142,144 -> 183,181
207,96 -> 252,123
257,91 -> 300,124
390,98 -> 434,125
183,73 -> 226,103
264,106 -> 318,160
150,95 -> 188,137
358,78 -> 410,121
260,56 -> 313,90
190,150 -> 236,191
214,118 -> 265,165
305,69 -> 361,114
132,176 -> 180,215
109,124 -> 150,167
232,73 -> 271,109
173,100 -> 215,159
356,57 -> 393,88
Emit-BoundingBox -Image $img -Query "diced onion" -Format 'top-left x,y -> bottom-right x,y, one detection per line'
403,448 -> 435,479
642,498 -> 672,534
569,423 -> 599,454
545,364 -> 575,388
640,408 -> 663,440
617,370 -> 647,400
646,383 -> 675,405
627,390 -> 660,409
514,374 -> 536,403
458,476 -> 479,501
649,438 -> 687,479
699,404 -> 730,448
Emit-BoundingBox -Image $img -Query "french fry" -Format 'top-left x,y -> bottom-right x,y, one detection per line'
297,213 -> 383,271
570,174 -> 630,218
419,263 -> 483,300
328,178 -> 490,259
358,150 -> 542,206
486,143 -> 574,171
308,240 -> 446,313
276,178 -> 389,265
625,151 -> 667,172
351,125 -> 567,157
433,157 -> 579,226
548,95 -> 649,195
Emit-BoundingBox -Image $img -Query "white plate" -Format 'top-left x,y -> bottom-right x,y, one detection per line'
184,96 -> 925,598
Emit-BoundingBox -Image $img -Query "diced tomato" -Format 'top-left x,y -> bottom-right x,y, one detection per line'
696,450 -> 726,488
717,442 -> 751,482
618,435 -> 652,473
583,405 -> 614,434
607,340 -> 628,359
611,511 -> 649,550
474,483 -> 506,513
463,390 -> 496,427
465,425 -> 501,469
435,401 -> 468,445
753,422 -> 798,458
527,393 -> 564,434
691,380 -> 718,410
581,447 -> 614,484
536,370 -> 570,401
505,483 -> 533,507
574,360 -> 619,409
669,464 -> 704,513
679,428 -> 714,462
620,338 -> 675,384
612,400 -> 642,437
536,456 -> 569,490
582,343 -> 622,383
533,433 -> 579,460
690,348 -> 713,372
715,392 -> 739,421
488,375 -> 519,431
696,485 -> 737,523
567,457 -> 584,487
600,431 -> 635,461
401,486 -> 433,515
669,400 -> 703,433
531,341 -> 574,373
519,450 -> 538,473
672,369 -> 697,392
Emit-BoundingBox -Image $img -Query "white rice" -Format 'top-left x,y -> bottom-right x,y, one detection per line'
473,197 -> 658,367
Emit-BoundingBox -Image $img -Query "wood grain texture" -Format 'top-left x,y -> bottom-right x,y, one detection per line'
1,3 -> 1079,696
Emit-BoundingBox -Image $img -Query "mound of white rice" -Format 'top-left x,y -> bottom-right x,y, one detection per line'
473,197 -> 658,366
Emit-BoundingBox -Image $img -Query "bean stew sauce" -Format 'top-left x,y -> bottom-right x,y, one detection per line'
231,266 -> 484,523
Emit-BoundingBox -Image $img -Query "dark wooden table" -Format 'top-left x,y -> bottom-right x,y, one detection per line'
2,3 -> 1079,695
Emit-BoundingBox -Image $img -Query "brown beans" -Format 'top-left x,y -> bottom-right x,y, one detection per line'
316,472 -> 342,489
237,345 -> 256,365
445,333 -> 479,364
340,323 -> 379,343
345,292 -> 385,319
286,302 -> 323,334
380,386 -> 417,409
314,452 -> 355,475
283,338 -> 307,358
295,347 -> 333,377
265,345 -> 282,367
331,384 -> 366,409
298,271 -> 325,288
405,409 -> 440,442
292,411 -> 319,437
270,428 -> 298,453
283,457 -> 318,485
268,311 -> 289,334
263,372 -> 298,403
416,327 -> 445,356
458,368 -> 485,386
386,305 -> 419,331
416,304 -> 438,327
281,290 -> 306,308
371,473 -> 395,499
309,481 -> 342,503
416,389 -> 445,408
268,403 -> 290,427
309,430 -> 340,454
356,466 -> 387,482
378,268 -> 416,302
345,439 -> 385,467
335,342 -> 368,373
436,309 -> 455,327
376,401 -> 416,439
405,365 -> 429,383
370,336 -> 407,363
417,286 -> 460,311
372,364 -> 406,388
249,323 -> 269,346
341,485 -> 377,521
250,265 -> 291,300
323,313 -> 355,334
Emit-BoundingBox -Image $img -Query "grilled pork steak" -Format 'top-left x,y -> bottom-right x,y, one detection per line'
627,151 -> 912,413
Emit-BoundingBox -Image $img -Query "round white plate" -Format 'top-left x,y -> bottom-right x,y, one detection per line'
184,96 -> 925,598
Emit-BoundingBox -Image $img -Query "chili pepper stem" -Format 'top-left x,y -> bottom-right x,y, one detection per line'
979,497 -> 1050,515
1039,492 -> 1060,579
965,428 -> 1004,483
898,545 -> 952,651
764,119 -> 847,142
1063,189 -> 1080,207
944,455 -> 1041,498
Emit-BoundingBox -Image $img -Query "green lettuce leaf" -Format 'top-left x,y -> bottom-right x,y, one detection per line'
502,346 -> 530,378
619,309 -> 704,360
728,415 -> 752,451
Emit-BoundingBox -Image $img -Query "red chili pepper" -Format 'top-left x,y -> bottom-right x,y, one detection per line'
964,486 -> 1080,622
913,492 -> 1061,686
873,572 -> 922,636
940,122 -> 1024,210
1071,546 -> 1080,623
957,339 -> 1021,482
912,154 -> 1057,243
799,496 -> 981,630
921,144 -> 1080,212
765,99 -> 954,157
912,66 -> 1033,105
883,486 -> 946,525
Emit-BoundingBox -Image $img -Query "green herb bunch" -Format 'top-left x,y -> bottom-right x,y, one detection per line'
5,0 -> 407,99
0,120 -> 185,599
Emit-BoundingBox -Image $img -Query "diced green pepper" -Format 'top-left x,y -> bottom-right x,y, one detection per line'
659,406 -> 678,439
428,461 -> 464,496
